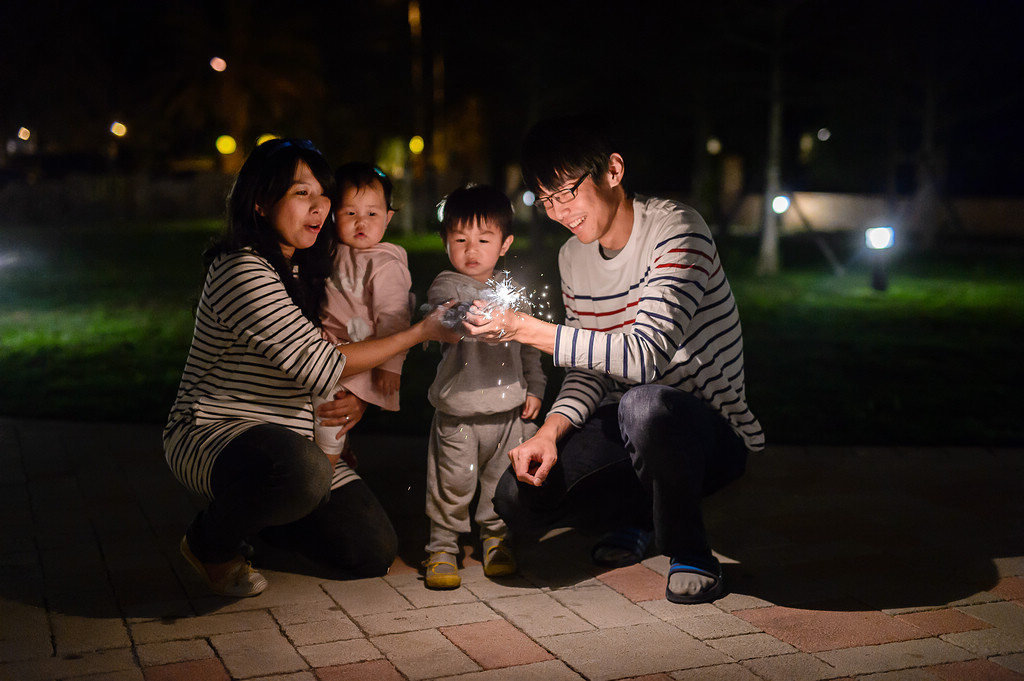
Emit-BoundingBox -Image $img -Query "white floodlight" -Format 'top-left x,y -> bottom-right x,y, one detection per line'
771,195 -> 790,214
865,226 -> 894,250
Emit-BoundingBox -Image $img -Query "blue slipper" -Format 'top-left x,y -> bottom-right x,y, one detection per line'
591,527 -> 653,568
666,558 -> 724,604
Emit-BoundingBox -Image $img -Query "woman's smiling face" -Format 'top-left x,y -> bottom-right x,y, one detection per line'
261,160 -> 331,259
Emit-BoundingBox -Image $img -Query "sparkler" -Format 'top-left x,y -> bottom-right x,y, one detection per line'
481,271 -> 529,314
425,271 -> 557,330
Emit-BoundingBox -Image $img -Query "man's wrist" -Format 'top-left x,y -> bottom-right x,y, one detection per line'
516,313 -> 558,355
539,413 -> 572,441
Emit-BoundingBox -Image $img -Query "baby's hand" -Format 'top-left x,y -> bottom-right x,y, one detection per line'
374,368 -> 401,396
521,395 -> 542,421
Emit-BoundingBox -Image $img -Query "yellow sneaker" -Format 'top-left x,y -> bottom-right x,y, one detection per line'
482,536 -> 517,578
423,551 -> 461,589
180,536 -> 267,598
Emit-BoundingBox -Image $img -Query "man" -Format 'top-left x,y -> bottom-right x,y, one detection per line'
463,115 -> 764,603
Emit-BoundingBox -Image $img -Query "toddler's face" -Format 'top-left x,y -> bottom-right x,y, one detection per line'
334,181 -> 393,249
444,219 -> 513,283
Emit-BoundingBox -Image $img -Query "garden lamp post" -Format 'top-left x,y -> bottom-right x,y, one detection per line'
865,226 -> 895,291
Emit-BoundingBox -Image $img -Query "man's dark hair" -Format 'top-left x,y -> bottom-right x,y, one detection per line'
520,114 -> 623,195
335,162 -> 394,209
438,184 -> 514,240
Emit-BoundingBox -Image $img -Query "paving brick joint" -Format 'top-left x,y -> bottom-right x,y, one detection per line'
1,418 -> 1022,680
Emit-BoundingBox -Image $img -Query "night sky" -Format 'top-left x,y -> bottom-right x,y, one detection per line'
2,0 -> 1022,197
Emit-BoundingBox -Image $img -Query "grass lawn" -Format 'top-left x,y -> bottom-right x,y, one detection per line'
1,219 -> 1021,447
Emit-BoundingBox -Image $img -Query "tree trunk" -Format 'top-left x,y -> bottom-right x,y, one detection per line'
757,6 -> 785,276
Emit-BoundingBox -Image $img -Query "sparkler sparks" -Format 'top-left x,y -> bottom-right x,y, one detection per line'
482,271 -> 529,314
425,271 -> 557,330
478,271 -> 556,329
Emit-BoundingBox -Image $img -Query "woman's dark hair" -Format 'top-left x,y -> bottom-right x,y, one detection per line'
205,138 -> 337,323
519,114 -> 624,196
335,162 -> 394,210
437,184 -> 514,240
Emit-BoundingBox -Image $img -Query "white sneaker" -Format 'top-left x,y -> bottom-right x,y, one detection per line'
180,536 -> 268,598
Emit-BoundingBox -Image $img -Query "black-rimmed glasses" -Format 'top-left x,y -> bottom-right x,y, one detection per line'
534,173 -> 588,210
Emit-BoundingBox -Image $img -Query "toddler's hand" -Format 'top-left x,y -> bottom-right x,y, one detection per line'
521,395 -> 542,421
374,368 -> 401,396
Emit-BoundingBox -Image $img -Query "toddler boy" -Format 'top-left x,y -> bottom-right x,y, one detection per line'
422,184 -> 546,589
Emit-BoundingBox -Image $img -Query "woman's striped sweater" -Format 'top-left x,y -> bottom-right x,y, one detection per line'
163,249 -> 351,499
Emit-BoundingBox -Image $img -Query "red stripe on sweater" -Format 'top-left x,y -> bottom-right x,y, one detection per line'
566,299 -> 639,318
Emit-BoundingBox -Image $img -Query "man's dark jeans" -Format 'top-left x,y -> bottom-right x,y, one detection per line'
493,385 -> 748,562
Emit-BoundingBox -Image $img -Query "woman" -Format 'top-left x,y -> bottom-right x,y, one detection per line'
164,138 -> 456,597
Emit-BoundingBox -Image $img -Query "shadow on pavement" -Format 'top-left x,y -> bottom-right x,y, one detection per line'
706,446 -> 1023,611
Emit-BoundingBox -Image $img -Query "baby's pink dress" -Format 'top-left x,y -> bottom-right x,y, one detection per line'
320,242 -> 412,411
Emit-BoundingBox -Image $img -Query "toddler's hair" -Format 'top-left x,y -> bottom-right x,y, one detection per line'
335,162 -> 393,209
438,184 -> 514,240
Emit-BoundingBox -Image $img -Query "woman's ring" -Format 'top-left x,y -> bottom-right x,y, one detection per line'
345,415 -> 350,422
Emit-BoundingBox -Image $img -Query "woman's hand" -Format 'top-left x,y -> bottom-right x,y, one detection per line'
316,390 -> 367,436
422,300 -> 466,344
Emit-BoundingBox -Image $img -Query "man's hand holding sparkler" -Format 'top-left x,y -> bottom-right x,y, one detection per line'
462,300 -> 523,342
463,300 -> 560,355
462,271 -> 559,352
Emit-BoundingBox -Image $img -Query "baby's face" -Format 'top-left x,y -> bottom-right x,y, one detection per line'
334,181 -> 393,249
444,218 -> 513,283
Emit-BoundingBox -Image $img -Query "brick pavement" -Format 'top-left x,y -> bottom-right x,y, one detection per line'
1,418 -> 1022,680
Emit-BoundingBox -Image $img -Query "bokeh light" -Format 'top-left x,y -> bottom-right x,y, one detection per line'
522,190 -> 535,207
210,57 -> 227,72
706,137 -> 722,155
215,135 -> 237,155
17,127 -> 31,141
110,122 -> 127,137
800,133 -> 814,155
409,135 -> 425,155
817,127 -> 831,142
772,195 -> 790,214
256,133 -> 279,146
865,226 -> 895,250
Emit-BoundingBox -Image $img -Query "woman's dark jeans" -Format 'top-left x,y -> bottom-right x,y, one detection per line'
493,385 -> 748,562
186,424 -> 397,577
